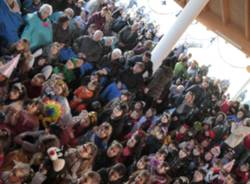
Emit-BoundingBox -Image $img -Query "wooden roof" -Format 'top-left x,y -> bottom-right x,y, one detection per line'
175,0 -> 250,56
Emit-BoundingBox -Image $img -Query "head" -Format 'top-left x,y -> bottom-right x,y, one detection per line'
155,149 -> 167,163
204,151 -> 213,162
64,8 -> 74,19
134,170 -> 151,184
131,22 -> 139,32
142,51 -> 151,62
173,176 -> 190,184
111,105 -> 126,119
144,40 -> 153,50
31,73 -> 46,87
24,100 -> 40,114
79,171 -> 101,184
78,142 -> 98,160
96,122 -> 112,140
88,24 -> 98,36
107,140 -> 123,158
58,15 -> 70,29
9,83 -> 26,101
93,30 -> 104,42
127,135 -> 139,148
137,156 -> 149,170
184,91 -> 195,105
145,108 -> 156,118
100,6 -> 109,17
111,49 -> 122,60
161,112 -> 170,124
108,163 -> 126,182
8,162 -> 31,184
39,4 -> 53,20
16,39 -> 30,52
193,170 -> 204,182
133,62 -> 145,74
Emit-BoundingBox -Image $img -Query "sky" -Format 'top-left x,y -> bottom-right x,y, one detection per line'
119,0 -> 250,102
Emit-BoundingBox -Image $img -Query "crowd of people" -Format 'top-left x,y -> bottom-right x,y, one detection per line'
0,0 -> 250,183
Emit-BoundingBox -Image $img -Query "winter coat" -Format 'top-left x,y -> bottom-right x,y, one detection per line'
118,68 -> 144,92
22,12 -> 53,51
73,35 -> 104,64
53,23 -> 72,46
118,26 -> 138,51
99,53 -> 124,79
225,123 -> 250,148
0,0 -> 23,45
147,65 -> 173,100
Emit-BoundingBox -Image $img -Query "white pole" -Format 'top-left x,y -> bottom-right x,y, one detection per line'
152,0 -> 210,71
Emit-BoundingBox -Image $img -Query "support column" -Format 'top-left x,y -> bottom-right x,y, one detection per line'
152,0 -> 210,71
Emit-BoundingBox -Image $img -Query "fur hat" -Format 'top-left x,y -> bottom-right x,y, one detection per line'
47,147 -> 65,172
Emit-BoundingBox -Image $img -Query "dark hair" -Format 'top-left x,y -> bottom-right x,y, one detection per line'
144,51 -> 151,58
111,163 -> 127,177
58,15 -> 70,26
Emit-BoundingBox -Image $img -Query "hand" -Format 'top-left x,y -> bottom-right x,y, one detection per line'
78,53 -> 86,59
144,88 -> 149,94
66,60 -> 74,70
76,59 -> 84,68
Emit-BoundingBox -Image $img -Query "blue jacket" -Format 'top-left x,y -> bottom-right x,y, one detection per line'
0,0 -> 23,44
22,12 -> 52,51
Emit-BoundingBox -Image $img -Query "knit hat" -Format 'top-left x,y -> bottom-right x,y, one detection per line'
47,147 -> 65,172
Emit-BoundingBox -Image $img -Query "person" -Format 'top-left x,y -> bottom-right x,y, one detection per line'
22,4 -> 53,51
87,6 -> 111,31
53,15 -> 73,46
73,30 -> 104,65
118,22 -> 139,51
0,0 -> 23,46
128,51 -> 153,78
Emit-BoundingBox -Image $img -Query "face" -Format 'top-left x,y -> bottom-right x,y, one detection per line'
9,89 -> 20,100
112,107 -> 123,118
161,114 -> 169,124
62,21 -> 69,29
134,174 -> 147,184
193,170 -> 203,182
27,103 -> 39,114
8,168 -> 27,183
127,137 -> 137,148
185,92 -> 194,104
79,177 -> 95,184
31,75 -> 45,87
41,9 -> 51,20
51,44 -> 60,55
107,145 -> 121,158
179,150 -> 187,159
16,40 -> 26,51
79,144 -> 93,159
145,109 -> 153,118
204,152 -> 213,161
237,111 -> 244,120
137,157 -> 147,170
133,64 -> 143,74
93,31 -> 103,42
192,147 -> 201,156
97,125 -> 111,139
155,153 -> 165,163
109,170 -> 120,182
215,114 -> 224,123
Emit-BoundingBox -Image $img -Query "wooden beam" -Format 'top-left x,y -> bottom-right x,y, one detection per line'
197,11 -> 250,56
245,0 -> 250,40
220,0 -> 230,25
